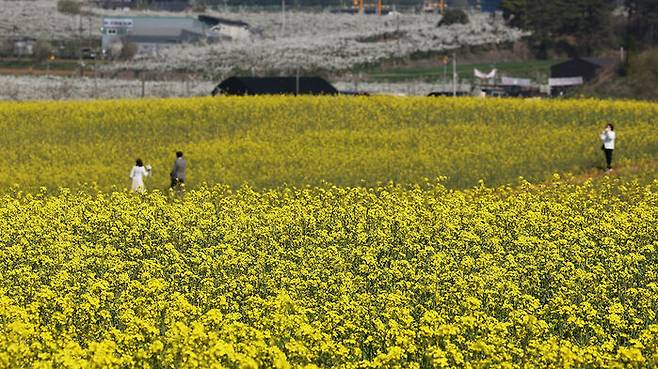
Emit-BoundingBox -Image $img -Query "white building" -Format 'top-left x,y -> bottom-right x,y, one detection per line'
101,15 -> 253,57
13,37 -> 36,57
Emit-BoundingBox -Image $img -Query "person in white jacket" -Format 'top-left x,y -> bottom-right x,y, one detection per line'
130,158 -> 152,193
599,124 -> 616,172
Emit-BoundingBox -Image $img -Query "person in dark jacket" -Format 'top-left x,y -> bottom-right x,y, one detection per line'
170,151 -> 186,190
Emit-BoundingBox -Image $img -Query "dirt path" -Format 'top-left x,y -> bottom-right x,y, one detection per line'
566,158 -> 658,184
0,67 -> 79,77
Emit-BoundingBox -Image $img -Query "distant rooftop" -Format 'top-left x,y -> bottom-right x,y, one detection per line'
579,57 -> 618,67
198,15 -> 250,28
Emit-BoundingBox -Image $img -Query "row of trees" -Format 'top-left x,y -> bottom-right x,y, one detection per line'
187,0 -> 487,9
499,0 -> 658,57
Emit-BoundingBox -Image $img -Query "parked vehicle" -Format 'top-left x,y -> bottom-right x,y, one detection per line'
81,48 -> 97,59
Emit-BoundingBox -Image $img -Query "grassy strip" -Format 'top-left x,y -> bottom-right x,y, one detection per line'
368,59 -> 560,82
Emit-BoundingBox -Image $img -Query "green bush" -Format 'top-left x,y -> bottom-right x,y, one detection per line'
119,42 -> 138,60
33,40 -> 54,61
580,47 -> 658,100
437,9 -> 469,27
630,47 -> 658,82
57,0 -> 81,15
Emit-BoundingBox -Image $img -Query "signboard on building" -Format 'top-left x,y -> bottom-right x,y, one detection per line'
548,77 -> 584,87
103,18 -> 134,28
501,77 -> 531,87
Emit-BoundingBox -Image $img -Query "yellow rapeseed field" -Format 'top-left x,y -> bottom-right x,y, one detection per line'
0,96 -> 656,190
0,178 -> 657,368
1,97 -> 657,368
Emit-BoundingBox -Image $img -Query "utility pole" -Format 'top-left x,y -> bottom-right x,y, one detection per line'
452,52 -> 457,97
78,13 -> 83,77
281,0 -> 286,35
86,0 -> 91,46
295,67 -> 300,95
443,56 -> 447,84
93,60 -> 98,98
396,8 -> 400,32
396,11 -> 400,56
620,46 -> 625,63
186,74 -> 191,96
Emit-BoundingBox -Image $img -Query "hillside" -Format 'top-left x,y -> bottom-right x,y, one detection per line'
0,0 -> 526,76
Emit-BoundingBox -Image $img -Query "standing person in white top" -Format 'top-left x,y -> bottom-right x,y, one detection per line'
130,158 -> 152,193
599,124 -> 616,172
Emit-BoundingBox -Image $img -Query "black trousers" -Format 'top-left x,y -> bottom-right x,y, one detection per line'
170,177 -> 184,188
604,149 -> 613,169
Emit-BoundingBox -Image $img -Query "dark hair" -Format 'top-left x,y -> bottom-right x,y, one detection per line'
607,124 -> 614,131
176,151 -> 183,158
136,158 -> 144,167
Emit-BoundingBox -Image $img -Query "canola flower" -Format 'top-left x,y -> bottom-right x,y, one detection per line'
0,96 -> 656,191
0,177 -> 657,368
1,96 -> 657,368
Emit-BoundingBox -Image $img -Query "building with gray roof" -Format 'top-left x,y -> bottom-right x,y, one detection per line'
101,15 -> 252,57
